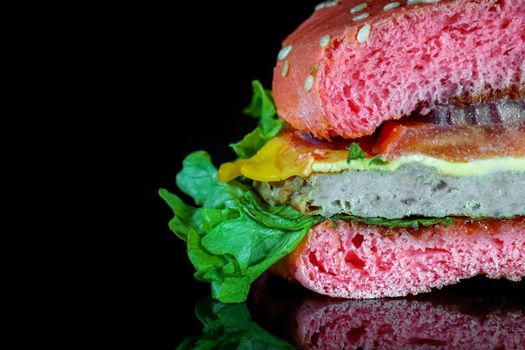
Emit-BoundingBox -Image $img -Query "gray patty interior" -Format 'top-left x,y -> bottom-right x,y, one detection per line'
255,164 -> 525,219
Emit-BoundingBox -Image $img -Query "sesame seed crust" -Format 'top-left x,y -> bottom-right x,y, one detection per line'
272,0 -> 520,139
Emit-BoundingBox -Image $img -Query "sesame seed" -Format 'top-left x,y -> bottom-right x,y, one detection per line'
315,0 -> 339,11
282,60 -> 290,77
278,45 -> 293,61
352,12 -> 369,21
357,22 -> 371,44
384,1 -> 401,10
422,0 -> 440,2
350,3 -> 368,13
407,0 -> 422,4
304,75 -> 314,92
320,34 -> 331,48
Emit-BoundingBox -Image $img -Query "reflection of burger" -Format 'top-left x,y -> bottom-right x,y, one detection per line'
250,276 -> 525,349
292,297 -> 525,349
160,0 -> 525,303
179,276 -> 525,349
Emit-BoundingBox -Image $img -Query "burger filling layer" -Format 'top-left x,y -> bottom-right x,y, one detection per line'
220,98 -> 525,220
255,163 -> 525,219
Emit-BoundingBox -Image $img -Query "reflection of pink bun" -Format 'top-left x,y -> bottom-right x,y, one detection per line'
294,297 -> 525,349
272,0 -> 525,139
273,218 -> 525,299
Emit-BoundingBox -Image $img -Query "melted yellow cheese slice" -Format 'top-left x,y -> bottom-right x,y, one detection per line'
218,136 -> 318,182
218,134 -> 525,183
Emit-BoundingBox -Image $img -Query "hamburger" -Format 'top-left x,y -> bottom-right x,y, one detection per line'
160,0 -> 525,303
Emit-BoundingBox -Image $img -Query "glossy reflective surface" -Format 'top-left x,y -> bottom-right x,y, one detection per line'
179,274 -> 525,349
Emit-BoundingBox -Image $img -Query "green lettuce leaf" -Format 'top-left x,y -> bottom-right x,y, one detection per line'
369,155 -> 389,165
158,189 -> 198,241
160,151 -> 316,303
243,81 -> 276,123
347,143 -> 366,162
230,80 -> 284,159
177,298 -> 295,350
337,215 -> 454,230
230,128 -> 267,160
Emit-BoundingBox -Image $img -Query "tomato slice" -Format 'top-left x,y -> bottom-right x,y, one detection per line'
372,121 -> 525,162
219,121 -> 525,184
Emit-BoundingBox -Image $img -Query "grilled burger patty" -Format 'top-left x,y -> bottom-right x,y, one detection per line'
256,163 -> 525,219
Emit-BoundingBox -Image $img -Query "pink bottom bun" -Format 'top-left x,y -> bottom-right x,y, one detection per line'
274,218 -> 525,299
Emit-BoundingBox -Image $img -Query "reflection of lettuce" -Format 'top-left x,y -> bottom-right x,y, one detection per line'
178,299 -> 294,350
159,151 -> 316,303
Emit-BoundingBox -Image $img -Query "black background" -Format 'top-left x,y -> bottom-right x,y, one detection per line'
3,1 -> 522,348
126,0 -> 322,346
3,0 -> 321,344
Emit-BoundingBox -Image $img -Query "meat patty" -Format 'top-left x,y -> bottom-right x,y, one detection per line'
256,163 -> 525,219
